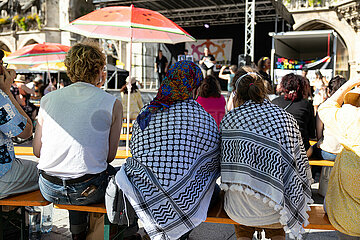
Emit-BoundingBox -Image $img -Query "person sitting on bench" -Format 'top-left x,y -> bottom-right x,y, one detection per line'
220,66 -> 313,240
318,77 -> 360,240
115,61 -> 221,240
33,42 -> 123,240
312,75 -> 346,160
0,64 -> 38,199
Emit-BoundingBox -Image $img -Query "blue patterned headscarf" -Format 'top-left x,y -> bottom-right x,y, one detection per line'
137,61 -> 203,130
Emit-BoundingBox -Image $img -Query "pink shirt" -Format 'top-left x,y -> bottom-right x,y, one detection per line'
196,96 -> 226,127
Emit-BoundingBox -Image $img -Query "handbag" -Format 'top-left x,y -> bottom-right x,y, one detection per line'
105,175 -> 137,226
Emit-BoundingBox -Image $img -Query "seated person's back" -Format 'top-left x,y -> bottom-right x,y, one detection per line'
196,75 -> 226,127
318,78 -> 360,239
115,61 -> 221,240
272,73 -> 315,155
314,76 -> 347,160
33,42 -> 123,239
0,66 -> 38,199
221,67 -> 313,240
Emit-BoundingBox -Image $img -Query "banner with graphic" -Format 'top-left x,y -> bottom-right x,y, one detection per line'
275,55 -> 332,70
185,39 -> 233,63
273,69 -> 333,85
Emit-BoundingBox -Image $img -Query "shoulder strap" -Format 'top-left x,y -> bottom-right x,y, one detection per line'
284,101 -> 293,110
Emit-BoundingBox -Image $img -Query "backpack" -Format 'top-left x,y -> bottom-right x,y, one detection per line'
105,176 -> 137,226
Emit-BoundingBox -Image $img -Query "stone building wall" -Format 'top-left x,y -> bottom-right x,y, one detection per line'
0,0 -> 94,52
286,0 -> 360,79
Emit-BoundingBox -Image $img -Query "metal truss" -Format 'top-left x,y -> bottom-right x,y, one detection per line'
244,0 -> 255,61
93,0 -> 292,28
93,0 -> 294,62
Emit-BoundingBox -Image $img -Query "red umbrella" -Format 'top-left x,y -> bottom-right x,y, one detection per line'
62,5 -> 195,152
3,43 -> 70,65
61,5 -> 195,43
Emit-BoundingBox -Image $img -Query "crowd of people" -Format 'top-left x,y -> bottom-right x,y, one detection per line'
0,42 -> 359,240
8,71 -> 60,123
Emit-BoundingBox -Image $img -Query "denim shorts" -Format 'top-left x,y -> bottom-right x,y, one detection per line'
312,144 -> 337,161
39,171 -> 108,206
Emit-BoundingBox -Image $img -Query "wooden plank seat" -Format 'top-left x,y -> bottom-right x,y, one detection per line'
205,202 -> 335,230
309,160 -> 334,167
54,203 -> 106,214
308,140 -> 334,166
15,146 -> 333,165
14,146 -> 132,159
115,149 -> 132,159
306,205 -> 335,230
0,190 -> 49,207
122,123 -> 133,128
119,134 -> 132,141
54,202 -> 335,237
121,123 -> 134,135
14,146 -> 34,156
0,190 -> 50,240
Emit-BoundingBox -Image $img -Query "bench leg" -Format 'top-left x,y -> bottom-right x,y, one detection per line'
104,214 -> 126,240
0,206 -> 3,240
0,206 -> 25,240
104,213 -> 110,240
20,206 -> 26,240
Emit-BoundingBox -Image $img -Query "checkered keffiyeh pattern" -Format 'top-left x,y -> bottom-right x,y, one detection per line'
116,100 -> 220,240
221,99 -> 313,239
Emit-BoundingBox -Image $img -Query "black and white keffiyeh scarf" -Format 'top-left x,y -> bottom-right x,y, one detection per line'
116,100 -> 220,240
220,100 -> 313,239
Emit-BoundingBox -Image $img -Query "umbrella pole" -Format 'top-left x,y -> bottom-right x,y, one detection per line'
57,72 -> 60,89
126,37 -> 132,154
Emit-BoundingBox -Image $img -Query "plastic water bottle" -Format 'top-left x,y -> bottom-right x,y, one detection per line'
28,207 -> 41,240
41,203 -> 53,233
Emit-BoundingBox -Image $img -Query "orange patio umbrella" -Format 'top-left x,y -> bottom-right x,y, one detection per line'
3,43 -> 70,65
29,62 -> 66,71
61,5 -> 194,43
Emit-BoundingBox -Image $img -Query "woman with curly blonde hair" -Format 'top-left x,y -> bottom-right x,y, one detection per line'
33,41 -> 123,240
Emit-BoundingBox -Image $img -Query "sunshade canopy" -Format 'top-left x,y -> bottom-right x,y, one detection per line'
62,5 -> 195,43
3,42 -> 70,65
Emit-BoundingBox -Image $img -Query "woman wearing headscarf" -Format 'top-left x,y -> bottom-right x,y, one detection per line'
318,78 -> 360,239
220,66 -> 313,240
115,61 -> 221,240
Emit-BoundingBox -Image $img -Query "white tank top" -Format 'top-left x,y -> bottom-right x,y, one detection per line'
37,82 -> 116,178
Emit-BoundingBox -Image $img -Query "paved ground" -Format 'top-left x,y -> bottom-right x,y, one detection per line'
16,142 -> 338,240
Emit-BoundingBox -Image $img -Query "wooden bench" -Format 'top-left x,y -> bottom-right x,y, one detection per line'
54,203 -> 120,240
122,123 -> 133,128
1,191 -> 332,240
119,134 -> 132,141
121,123 -> 133,135
14,146 -> 333,166
309,160 -> 334,167
14,146 -> 132,159
308,140 -> 335,167
54,202 -> 335,240
205,203 -> 335,230
0,190 -> 50,240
